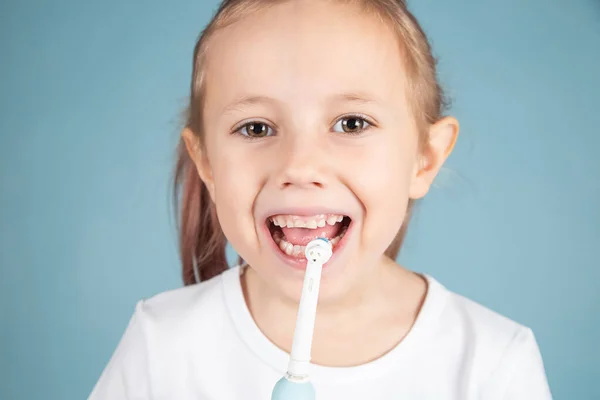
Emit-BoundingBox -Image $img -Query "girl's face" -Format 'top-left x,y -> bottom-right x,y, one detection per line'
186,1 -> 456,303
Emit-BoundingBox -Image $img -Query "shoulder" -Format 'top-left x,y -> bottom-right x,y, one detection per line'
426,276 -> 551,398
89,267 -> 244,399
425,275 -> 529,348
446,286 -> 526,342
140,268 -> 225,316
132,266 -> 241,340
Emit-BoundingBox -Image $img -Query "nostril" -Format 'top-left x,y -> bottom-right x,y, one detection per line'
280,180 -> 324,189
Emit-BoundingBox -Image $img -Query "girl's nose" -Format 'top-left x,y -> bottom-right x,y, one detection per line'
275,135 -> 329,190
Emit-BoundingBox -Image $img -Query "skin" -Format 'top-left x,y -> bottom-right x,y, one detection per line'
183,0 -> 458,366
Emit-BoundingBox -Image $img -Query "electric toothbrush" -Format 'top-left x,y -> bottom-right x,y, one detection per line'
271,237 -> 333,400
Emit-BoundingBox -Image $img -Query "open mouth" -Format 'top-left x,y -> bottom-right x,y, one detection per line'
267,214 -> 351,258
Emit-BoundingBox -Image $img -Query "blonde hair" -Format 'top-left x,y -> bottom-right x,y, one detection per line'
174,0 -> 449,284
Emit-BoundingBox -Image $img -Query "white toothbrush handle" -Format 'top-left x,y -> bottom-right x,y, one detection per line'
288,259 -> 322,378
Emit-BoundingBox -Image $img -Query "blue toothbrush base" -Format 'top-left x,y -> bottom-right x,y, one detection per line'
271,377 -> 316,400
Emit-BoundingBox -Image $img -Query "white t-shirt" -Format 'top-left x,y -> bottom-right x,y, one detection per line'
89,265 -> 552,399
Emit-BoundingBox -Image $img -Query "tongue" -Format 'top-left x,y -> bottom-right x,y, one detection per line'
281,224 -> 341,246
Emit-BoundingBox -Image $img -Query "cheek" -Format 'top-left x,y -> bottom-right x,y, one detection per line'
210,147 -> 264,253
344,137 -> 416,250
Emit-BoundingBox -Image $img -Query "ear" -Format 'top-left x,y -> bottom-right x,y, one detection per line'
409,116 -> 459,199
182,128 -> 216,202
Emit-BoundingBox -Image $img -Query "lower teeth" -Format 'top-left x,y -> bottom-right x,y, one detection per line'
273,227 -> 347,257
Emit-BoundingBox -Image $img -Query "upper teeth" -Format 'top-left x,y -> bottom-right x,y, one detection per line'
270,214 -> 344,229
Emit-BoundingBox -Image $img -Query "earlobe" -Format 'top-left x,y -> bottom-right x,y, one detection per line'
409,116 -> 459,199
181,128 -> 216,200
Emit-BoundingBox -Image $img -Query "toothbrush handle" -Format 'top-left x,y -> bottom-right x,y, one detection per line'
288,260 -> 322,377
271,377 -> 316,400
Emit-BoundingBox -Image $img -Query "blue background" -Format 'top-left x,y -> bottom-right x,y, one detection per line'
1,0 -> 598,398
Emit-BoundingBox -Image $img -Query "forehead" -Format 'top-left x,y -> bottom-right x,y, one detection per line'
203,0 -> 408,114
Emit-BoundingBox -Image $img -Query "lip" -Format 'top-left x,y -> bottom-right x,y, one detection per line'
260,208 -> 354,271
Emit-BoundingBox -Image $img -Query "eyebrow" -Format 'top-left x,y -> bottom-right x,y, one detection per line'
332,92 -> 380,105
221,95 -> 278,115
221,92 -> 381,115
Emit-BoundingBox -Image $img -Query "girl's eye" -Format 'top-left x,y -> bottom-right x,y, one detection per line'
332,115 -> 373,134
234,115 -> 373,138
236,121 -> 275,138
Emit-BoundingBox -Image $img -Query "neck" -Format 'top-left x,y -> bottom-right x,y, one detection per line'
241,256 -> 427,366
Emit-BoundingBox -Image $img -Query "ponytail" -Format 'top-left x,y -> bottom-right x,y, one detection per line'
174,139 -> 228,285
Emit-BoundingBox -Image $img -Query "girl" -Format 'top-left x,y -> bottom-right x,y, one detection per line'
90,0 -> 552,399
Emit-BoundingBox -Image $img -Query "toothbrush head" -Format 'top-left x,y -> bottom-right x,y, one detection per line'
305,238 -> 333,264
